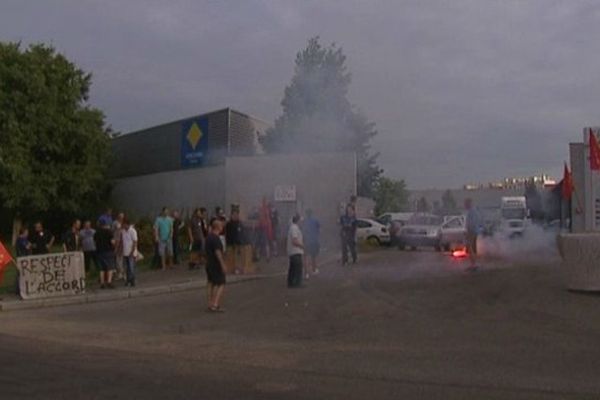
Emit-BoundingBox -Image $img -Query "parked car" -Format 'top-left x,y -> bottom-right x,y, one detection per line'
439,215 -> 466,251
397,214 -> 444,251
377,212 -> 413,227
356,218 -> 391,246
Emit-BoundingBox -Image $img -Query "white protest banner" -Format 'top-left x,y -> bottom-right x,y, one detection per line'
18,251 -> 86,300
274,185 -> 296,202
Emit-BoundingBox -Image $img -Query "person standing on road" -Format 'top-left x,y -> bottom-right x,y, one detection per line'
259,198 -> 273,262
205,218 -> 228,312
287,213 -> 304,288
225,209 -> 243,274
302,209 -> 320,279
187,208 -> 206,270
94,223 -> 116,289
79,220 -> 97,273
154,207 -> 174,270
120,218 -> 138,287
340,205 -> 358,265
269,202 -> 279,257
31,222 -> 55,255
465,198 -> 482,271
62,219 -> 81,252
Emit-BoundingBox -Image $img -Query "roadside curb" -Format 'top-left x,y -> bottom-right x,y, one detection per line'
0,252 -> 339,312
0,272 -> 284,312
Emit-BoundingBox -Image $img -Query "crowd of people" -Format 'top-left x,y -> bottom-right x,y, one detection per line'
10,196 -> 370,311
15,211 -> 139,289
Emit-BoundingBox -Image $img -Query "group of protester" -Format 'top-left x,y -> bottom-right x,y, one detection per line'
10,197 -> 360,312
284,200 -> 357,289
15,210 -> 139,289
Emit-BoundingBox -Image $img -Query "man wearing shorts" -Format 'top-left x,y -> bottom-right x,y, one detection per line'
205,218 -> 228,312
302,209 -> 320,279
94,223 -> 116,289
154,207 -> 174,270
465,198 -> 482,271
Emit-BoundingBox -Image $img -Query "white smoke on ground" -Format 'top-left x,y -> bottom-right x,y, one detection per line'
478,224 -> 560,265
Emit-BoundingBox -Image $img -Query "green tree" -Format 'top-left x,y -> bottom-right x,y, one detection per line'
441,189 -> 457,214
373,177 -> 409,215
0,42 -> 112,237
262,36 -> 382,196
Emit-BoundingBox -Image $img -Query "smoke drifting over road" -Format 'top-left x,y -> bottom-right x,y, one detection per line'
478,224 -> 559,265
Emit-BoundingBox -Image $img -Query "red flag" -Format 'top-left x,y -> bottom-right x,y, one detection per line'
562,163 -> 573,200
590,128 -> 600,170
0,240 -> 14,285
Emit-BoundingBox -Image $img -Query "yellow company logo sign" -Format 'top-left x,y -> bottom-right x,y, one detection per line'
186,122 -> 203,150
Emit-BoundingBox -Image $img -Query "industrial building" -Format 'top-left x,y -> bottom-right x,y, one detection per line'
110,108 -> 357,248
111,108 -> 270,179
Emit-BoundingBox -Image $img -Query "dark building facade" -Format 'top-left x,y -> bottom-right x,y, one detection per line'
111,108 -> 269,179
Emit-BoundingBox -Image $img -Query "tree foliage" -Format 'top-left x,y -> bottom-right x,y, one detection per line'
441,189 -> 457,214
0,42 -> 112,221
262,36 -> 382,196
373,176 -> 408,215
416,196 -> 431,213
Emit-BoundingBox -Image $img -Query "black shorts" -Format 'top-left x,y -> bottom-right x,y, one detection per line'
96,252 -> 116,272
306,242 -> 320,258
206,264 -> 226,286
191,240 -> 204,252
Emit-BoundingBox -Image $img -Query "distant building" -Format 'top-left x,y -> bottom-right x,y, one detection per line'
410,174 -> 557,217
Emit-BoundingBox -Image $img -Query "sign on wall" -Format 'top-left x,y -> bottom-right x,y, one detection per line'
181,118 -> 209,168
18,252 -> 86,300
274,185 -> 297,202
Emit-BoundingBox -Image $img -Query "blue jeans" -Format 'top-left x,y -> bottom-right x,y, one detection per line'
124,255 -> 136,285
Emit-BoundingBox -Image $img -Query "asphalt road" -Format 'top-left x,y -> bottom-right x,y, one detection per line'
1,248 -> 599,399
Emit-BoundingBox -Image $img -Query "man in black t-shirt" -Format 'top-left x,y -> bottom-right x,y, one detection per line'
31,222 -> 55,255
205,218 -> 227,313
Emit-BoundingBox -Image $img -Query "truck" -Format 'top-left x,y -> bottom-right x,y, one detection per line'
499,196 -> 529,237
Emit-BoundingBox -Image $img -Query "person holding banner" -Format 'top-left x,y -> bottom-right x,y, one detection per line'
31,222 -> 54,255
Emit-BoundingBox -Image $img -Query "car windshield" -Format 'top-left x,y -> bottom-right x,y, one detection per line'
409,215 -> 443,226
502,208 -> 526,220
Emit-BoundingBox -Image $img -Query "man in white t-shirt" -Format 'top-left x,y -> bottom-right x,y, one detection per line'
287,213 -> 304,288
121,218 -> 138,287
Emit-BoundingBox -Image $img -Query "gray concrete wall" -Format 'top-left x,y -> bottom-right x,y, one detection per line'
224,152 -> 357,249
110,152 -> 356,250
111,166 -> 226,220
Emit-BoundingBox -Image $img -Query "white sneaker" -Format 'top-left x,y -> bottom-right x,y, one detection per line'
305,273 -> 310,280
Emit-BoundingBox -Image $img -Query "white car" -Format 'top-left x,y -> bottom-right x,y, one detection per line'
377,212 -> 413,227
356,218 -> 391,246
439,215 -> 466,251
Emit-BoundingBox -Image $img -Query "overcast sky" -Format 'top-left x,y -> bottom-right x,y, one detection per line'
1,0 -> 598,189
